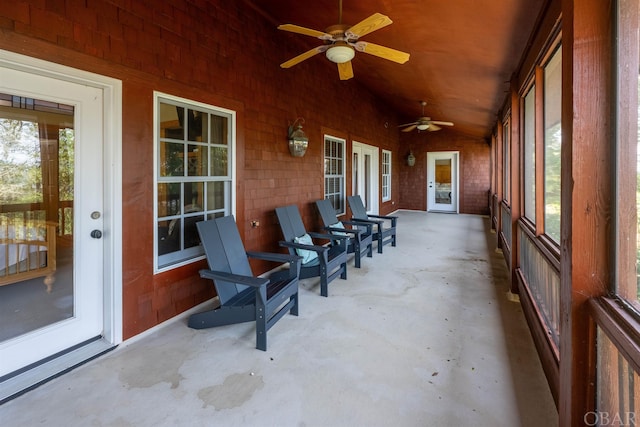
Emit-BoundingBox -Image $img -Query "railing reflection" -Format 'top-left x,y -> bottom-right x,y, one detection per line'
0,201 -> 74,237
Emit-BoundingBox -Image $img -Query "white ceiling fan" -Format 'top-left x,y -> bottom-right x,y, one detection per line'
399,101 -> 454,132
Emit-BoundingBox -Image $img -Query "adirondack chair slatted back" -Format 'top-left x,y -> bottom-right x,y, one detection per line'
275,205 -> 307,243
196,216 -> 252,305
348,195 -> 368,220
316,199 -> 339,226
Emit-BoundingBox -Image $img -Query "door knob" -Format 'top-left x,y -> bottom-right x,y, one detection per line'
90,230 -> 102,239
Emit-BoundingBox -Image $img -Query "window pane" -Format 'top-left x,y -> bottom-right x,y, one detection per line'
185,109 -> 207,142
157,182 -> 181,217
503,121 -> 510,203
544,46 -> 562,242
210,146 -> 228,176
524,85 -> 536,222
636,74 -> 640,302
160,141 -> 184,177
187,144 -> 207,176
160,103 -> 184,140
185,182 -> 203,212
614,0 -> 639,306
210,115 -> 228,145
158,218 -> 180,256
206,181 -> 226,211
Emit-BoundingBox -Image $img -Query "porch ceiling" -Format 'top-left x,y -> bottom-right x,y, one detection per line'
248,0 -> 545,139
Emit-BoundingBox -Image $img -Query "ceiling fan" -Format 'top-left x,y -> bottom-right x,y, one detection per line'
399,101 -> 454,132
277,0 -> 410,80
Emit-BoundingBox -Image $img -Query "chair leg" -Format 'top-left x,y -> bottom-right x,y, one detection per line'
255,288 -> 267,351
319,264 -> 329,297
340,262 -> 347,280
290,293 -> 299,316
354,241 -> 362,268
377,235 -> 384,254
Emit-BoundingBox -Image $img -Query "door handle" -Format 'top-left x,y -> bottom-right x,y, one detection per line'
90,230 -> 103,239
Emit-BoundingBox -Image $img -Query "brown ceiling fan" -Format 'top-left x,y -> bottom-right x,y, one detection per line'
399,101 -> 454,132
277,0 -> 410,80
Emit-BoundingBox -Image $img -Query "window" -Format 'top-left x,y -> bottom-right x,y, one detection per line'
615,0 -> 640,307
503,119 -> 510,204
155,94 -> 234,271
523,84 -> 536,222
593,2 -> 640,420
382,150 -> 392,202
543,46 -> 562,243
324,135 -> 345,214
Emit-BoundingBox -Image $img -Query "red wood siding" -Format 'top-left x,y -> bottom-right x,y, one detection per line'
0,0 -> 409,338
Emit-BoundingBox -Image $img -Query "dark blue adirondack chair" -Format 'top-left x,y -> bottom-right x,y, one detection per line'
188,215 -> 302,351
275,205 -> 348,297
315,198 -> 373,268
347,195 -> 398,253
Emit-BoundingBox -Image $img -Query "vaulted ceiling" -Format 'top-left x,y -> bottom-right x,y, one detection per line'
248,0 -> 546,140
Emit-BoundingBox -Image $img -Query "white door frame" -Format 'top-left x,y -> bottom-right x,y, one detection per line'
0,50 -> 123,373
352,141 -> 379,214
427,151 -> 459,213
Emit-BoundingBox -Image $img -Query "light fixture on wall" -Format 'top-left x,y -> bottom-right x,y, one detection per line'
325,42 -> 355,63
288,117 -> 309,157
407,151 -> 416,167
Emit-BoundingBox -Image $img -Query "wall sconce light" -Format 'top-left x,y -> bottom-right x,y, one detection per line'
407,151 -> 416,167
288,117 -> 309,157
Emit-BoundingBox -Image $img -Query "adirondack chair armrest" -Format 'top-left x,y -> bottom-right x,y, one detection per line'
199,269 -> 269,288
350,217 -> 384,227
341,220 -> 372,234
307,231 -> 348,243
246,251 -> 301,264
247,251 -> 302,279
325,226 -> 362,236
279,240 -> 329,254
367,214 -> 398,227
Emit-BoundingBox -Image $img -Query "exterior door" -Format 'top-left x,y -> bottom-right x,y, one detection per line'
352,142 -> 379,214
427,151 -> 459,213
0,66 -> 105,376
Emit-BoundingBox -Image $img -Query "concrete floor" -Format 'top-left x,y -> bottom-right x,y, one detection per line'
0,211 -> 558,427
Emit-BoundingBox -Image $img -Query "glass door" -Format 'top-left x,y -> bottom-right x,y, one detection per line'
352,142 -> 379,214
427,151 -> 459,213
0,67 -> 104,377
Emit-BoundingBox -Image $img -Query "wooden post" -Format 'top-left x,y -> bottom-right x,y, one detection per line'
559,0 -> 613,424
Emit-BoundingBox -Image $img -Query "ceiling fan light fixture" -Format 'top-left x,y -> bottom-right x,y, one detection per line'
417,123 -> 429,131
325,43 -> 355,63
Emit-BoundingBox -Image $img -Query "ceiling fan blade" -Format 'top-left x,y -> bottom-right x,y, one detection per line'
353,41 -> 410,64
398,121 -> 418,128
277,24 -> 333,40
337,61 -> 354,80
345,13 -> 393,39
280,46 -> 327,68
401,124 -> 417,132
430,121 -> 454,126
427,124 -> 442,131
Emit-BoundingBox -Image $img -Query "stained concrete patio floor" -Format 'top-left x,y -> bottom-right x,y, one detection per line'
0,211 -> 558,427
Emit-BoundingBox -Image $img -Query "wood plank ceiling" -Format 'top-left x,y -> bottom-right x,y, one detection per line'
247,0 -> 546,139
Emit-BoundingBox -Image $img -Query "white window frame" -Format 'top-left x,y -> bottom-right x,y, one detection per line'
153,92 -> 235,273
324,135 -> 346,215
382,149 -> 392,202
